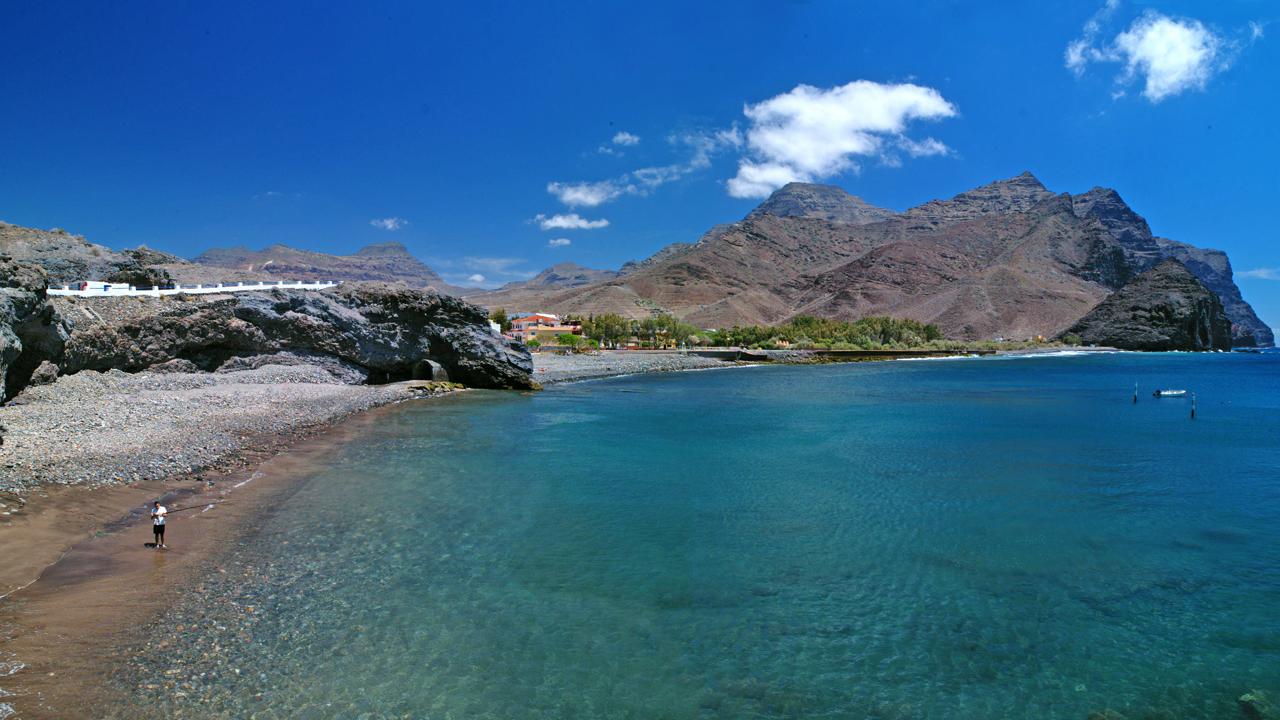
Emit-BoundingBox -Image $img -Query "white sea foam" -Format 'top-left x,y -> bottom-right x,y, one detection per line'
232,470 -> 264,489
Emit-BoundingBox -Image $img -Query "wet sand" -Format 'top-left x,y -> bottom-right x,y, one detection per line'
0,400 -> 419,718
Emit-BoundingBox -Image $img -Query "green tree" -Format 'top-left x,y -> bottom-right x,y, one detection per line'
489,308 -> 511,332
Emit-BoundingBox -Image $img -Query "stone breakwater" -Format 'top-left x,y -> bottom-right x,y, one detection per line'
532,351 -> 739,384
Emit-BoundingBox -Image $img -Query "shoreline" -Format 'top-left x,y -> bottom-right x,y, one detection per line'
0,346 -> 1116,716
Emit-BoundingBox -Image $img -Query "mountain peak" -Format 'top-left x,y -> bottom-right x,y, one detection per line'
1070,187 -> 1155,251
905,171 -> 1056,222
748,182 -> 897,225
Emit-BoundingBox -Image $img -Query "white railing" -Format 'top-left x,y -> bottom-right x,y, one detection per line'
47,280 -> 341,297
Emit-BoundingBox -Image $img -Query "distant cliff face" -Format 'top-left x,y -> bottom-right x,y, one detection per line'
465,173 -> 1271,347
1066,259 -> 1233,351
193,242 -> 463,293
1068,188 -> 1272,347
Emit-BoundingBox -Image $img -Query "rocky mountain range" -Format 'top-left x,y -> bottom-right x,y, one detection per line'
2,172 -> 1271,348
466,173 -> 1273,347
190,241 -> 467,294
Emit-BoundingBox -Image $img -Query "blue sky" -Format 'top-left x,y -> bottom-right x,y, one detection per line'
1,1 -> 1277,327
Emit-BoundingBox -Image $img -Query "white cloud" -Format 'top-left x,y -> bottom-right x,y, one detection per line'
1115,14 -> 1225,101
1250,21 -> 1265,41
467,274 -> 486,283
548,238 -> 572,248
370,217 -> 408,231
1239,267 -> 1280,280
555,128 -> 742,207
547,180 -> 630,207
1066,6 -> 1239,103
1066,0 -> 1120,77
612,131 -> 641,146
534,213 -> 610,230
726,80 -> 957,198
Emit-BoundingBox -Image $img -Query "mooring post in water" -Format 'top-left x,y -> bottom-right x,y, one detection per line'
1191,393 -> 1196,420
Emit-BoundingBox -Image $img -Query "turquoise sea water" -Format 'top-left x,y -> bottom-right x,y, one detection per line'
118,352 -> 1280,718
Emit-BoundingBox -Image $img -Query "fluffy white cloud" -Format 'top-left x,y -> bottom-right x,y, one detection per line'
612,131 -> 641,146
534,213 -> 610,230
1066,6 -> 1237,102
1239,267 -> 1280,280
547,237 -> 572,248
726,80 -> 957,198
547,180 -> 628,207
370,217 -> 408,231
467,274 -> 486,283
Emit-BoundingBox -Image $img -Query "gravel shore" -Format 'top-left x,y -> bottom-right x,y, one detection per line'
0,352 -> 735,495
532,350 -> 737,384
0,365 -> 443,494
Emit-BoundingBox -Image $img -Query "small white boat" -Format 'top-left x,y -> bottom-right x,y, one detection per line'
1152,389 -> 1187,397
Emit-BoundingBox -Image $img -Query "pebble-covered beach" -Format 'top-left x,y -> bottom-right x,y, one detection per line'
0,365 -> 423,495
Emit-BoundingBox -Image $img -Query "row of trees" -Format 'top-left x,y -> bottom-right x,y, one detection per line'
709,315 -> 944,350
489,307 -> 949,351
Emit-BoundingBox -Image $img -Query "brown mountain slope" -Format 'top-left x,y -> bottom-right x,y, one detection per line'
788,194 -> 1117,339
466,172 -> 1270,345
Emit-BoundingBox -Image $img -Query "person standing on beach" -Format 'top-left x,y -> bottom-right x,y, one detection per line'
151,501 -> 167,548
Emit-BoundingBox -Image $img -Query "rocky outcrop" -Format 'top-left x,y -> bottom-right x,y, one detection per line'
1065,259 -> 1233,351
1069,189 -> 1273,346
748,182 -> 897,224
0,257 -> 70,400
60,283 -> 534,389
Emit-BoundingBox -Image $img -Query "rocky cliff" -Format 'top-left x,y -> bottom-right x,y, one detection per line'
0,257 -> 70,400
58,283 -> 534,389
1065,260 -> 1233,351
0,222 -> 185,287
1069,188 -> 1272,346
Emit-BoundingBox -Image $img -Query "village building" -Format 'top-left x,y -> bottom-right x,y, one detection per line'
506,313 -> 583,343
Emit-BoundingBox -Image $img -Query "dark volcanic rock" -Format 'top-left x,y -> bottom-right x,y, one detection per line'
61,283 -> 535,389
1069,189 -> 1272,346
0,257 -> 70,400
1066,259 -> 1233,351
748,182 -> 897,225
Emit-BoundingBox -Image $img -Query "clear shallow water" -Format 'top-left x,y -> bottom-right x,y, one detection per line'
117,353 -> 1280,718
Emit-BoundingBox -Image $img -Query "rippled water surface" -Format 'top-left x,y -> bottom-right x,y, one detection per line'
118,352 -> 1280,718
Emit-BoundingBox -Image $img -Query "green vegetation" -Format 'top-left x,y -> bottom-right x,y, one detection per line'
1061,333 -> 1083,346
709,316 -> 945,350
488,308 -> 512,332
580,313 -> 702,349
565,312 -> 1061,352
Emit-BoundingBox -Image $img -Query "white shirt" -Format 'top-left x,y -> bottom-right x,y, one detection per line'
152,506 -> 167,525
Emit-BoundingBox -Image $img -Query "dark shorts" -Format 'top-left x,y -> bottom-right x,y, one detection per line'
154,524 -> 165,535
